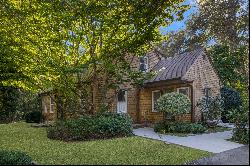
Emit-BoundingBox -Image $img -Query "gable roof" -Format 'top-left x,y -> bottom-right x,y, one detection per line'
145,48 -> 205,84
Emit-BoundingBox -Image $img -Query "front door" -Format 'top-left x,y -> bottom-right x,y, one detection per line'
117,89 -> 127,113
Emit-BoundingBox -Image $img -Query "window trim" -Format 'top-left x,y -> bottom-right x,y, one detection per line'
50,96 -> 54,113
177,87 -> 190,98
152,90 -> 161,112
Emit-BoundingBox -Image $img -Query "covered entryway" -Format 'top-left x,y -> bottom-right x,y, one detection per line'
117,89 -> 127,113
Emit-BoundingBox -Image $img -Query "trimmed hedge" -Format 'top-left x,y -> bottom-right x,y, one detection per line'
47,112 -> 133,141
154,122 -> 207,134
25,111 -> 42,123
0,150 -> 33,165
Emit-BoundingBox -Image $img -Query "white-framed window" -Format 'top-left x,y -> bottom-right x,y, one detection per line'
177,87 -> 190,98
50,96 -> 55,113
152,90 -> 161,112
139,56 -> 149,72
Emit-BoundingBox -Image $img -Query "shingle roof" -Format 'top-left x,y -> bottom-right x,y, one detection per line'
145,48 -> 205,84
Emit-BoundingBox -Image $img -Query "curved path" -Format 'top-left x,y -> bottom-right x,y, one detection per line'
133,127 -> 244,153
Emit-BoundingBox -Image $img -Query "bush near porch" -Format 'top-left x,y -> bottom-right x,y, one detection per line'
154,122 -> 207,135
156,92 -> 191,121
47,112 -> 133,141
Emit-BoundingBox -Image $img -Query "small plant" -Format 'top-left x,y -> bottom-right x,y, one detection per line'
25,111 -> 42,123
0,150 -> 33,165
156,92 -> 191,121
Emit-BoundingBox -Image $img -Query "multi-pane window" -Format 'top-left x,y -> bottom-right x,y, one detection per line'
152,90 -> 161,112
139,56 -> 149,72
177,87 -> 190,98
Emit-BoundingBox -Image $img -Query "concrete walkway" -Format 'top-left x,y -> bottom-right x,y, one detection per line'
133,127 -> 244,153
186,145 -> 249,165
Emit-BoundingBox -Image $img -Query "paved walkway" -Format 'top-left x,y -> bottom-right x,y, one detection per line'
186,145 -> 249,165
133,127 -> 244,153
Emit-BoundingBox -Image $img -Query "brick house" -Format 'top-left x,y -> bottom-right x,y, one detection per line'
41,48 -> 220,124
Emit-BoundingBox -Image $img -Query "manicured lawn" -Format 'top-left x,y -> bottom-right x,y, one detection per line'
0,122 -> 211,165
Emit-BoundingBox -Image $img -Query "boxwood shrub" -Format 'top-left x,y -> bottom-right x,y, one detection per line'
47,112 -> 133,141
0,150 -> 33,165
154,122 -> 207,134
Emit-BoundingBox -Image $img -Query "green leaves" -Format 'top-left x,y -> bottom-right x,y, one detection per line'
209,45 -> 249,93
1,0 -> 188,114
157,92 -> 191,117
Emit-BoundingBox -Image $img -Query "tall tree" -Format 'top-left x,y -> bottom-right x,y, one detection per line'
159,0 -> 249,56
1,0 -> 188,116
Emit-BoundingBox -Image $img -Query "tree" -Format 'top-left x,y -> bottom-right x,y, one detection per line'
209,45 -> 249,93
158,0 -> 249,56
1,0 -> 188,117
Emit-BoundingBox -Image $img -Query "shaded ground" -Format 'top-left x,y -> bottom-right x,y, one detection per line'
186,145 -> 249,165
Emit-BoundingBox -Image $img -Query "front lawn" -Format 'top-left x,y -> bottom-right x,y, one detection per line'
0,122 -> 211,165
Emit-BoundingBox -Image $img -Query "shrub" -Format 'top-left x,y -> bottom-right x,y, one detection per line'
220,87 -> 242,122
0,87 -> 41,124
220,87 -> 242,111
197,96 -> 223,126
47,112 -> 133,141
229,98 -> 249,144
0,150 -> 33,165
25,111 -> 42,123
156,92 -> 191,120
154,122 -> 207,134
232,128 -> 249,144
0,86 -> 22,123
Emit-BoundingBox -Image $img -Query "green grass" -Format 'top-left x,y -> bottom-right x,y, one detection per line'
0,122 -> 211,165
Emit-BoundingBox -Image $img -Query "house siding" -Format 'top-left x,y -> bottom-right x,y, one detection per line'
41,94 -> 56,121
139,83 -> 192,124
40,49 -> 220,124
182,53 -> 221,121
105,52 -> 163,123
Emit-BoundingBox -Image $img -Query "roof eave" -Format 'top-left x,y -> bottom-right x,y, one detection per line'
143,77 -> 194,88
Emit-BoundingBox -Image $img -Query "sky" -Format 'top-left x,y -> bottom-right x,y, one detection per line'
159,0 -> 198,35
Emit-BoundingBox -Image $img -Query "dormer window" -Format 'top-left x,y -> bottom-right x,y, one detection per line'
139,56 -> 149,72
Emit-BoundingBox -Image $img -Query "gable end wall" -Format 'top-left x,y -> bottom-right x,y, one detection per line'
183,53 -> 221,121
